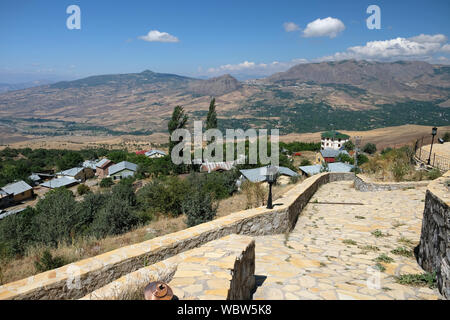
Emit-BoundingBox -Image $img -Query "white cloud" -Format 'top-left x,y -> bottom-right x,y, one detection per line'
205,59 -> 308,78
283,22 -> 300,32
320,34 -> 450,61
408,34 -> 447,44
303,17 -> 345,38
441,44 -> 450,53
138,30 -> 179,43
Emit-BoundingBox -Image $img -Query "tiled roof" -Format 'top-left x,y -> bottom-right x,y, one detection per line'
145,150 -> 167,157
1,181 -> 33,196
299,162 -> 354,176
96,159 -> 112,169
321,131 -> 350,140
40,177 -> 80,189
108,161 -> 138,176
320,148 -> 349,158
57,167 -> 84,177
239,166 -> 298,183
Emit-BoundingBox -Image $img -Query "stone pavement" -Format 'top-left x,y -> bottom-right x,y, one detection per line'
252,181 -> 442,300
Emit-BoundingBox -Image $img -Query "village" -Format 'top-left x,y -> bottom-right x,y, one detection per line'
0,131 -> 369,219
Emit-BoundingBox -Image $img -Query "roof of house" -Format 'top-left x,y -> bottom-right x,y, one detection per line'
108,161 -> 138,176
320,148 -> 349,158
321,131 -> 350,140
200,161 -> 235,173
299,162 -> 354,176
82,160 -> 98,169
40,177 -> 80,189
0,208 -> 27,220
135,150 -> 148,155
96,159 -> 112,169
240,166 -> 299,183
57,167 -> 85,177
29,174 -> 42,181
145,149 -> 167,157
1,181 -> 33,196
0,189 -> 11,198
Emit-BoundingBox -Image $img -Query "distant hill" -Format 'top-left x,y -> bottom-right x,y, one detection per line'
0,60 -> 448,139
0,80 -> 54,93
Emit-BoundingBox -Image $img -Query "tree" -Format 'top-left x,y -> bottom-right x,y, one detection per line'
443,132 -> 450,142
300,159 -> 312,166
206,98 -> 218,130
34,188 -> 79,247
343,141 -> 355,152
182,187 -> 217,227
77,184 -> 91,196
56,151 -> 83,170
34,250 -> 66,272
362,143 -> 377,154
168,106 -> 188,155
0,207 -> 37,256
320,161 -> 329,172
99,177 -> 114,188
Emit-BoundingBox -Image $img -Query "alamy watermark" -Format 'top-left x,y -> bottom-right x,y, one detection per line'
170,121 -> 279,166
66,5 -> 81,30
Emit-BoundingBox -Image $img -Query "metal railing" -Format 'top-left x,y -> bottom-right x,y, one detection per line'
415,136 -> 450,172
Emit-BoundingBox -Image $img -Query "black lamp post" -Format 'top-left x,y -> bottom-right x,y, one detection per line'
427,127 -> 438,165
266,166 -> 278,209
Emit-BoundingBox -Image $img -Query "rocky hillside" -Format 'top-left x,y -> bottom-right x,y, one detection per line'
0,60 -> 449,138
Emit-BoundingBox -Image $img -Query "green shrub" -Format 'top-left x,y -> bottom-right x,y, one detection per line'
0,207 -> 37,256
362,143 -> 377,154
34,188 -> 80,247
300,159 -> 312,166
357,154 -> 369,166
137,176 -> 188,216
77,184 -> 91,196
336,153 -> 354,164
394,272 -> 437,288
34,250 -> 66,272
182,187 -> 218,227
443,132 -> 450,142
289,175 -> 301,184
343,141 -> 355,152
99,178 -> 114,188
90,196 -> 139,237
427,168 -> 442,180
374,254 -> 394,263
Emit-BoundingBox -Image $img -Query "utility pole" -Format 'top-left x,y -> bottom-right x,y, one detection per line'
354,136 -> 362,170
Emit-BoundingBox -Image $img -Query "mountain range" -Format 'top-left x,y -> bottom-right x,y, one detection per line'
0,60 -> 449,139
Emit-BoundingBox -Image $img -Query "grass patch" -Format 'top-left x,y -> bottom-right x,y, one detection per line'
392,221 -> 406,228
371,229 -> 388,238
391,247 -> 414,258
374,253 -> 394,263
343,239 -> 357,246
394,272 -> 437,288
374,263 -> 386,272
397,237 -> 415,247
358,245 -> 380,252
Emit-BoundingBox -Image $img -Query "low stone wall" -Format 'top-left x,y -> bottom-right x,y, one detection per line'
82,234 -> 255,300
418,172 -> 450,299
0,172 -> 354,300
354,174 -> 430,192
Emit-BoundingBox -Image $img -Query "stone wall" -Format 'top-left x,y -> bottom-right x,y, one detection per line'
418,172 -> 450,299
82,235 -> 255,300
0,172 -> 354,300
354,174 -> 430,192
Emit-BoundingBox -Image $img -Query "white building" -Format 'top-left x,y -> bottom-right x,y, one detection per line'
321,131 -> 350,150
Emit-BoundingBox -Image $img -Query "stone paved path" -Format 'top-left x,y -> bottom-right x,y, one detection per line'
252,181 -> 441,300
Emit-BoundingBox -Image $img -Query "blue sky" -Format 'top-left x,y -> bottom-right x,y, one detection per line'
1,0 -> 449,82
